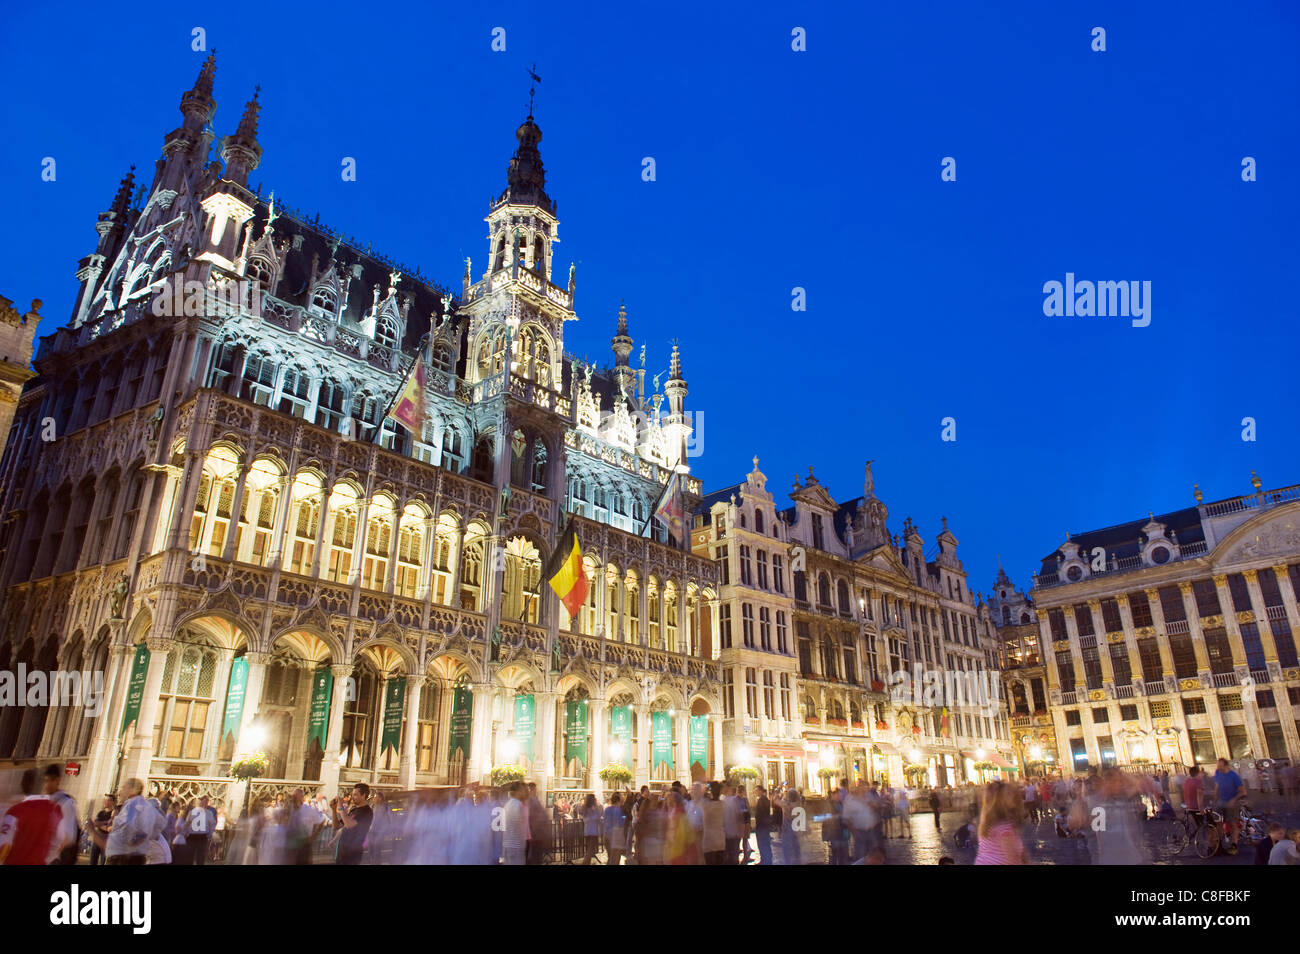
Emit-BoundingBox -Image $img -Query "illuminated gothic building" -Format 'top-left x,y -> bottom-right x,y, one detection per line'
0,295 -> 39,447
0,55 -> 721,809
692,459 -> 1014,792
1024,476 -> 1300,774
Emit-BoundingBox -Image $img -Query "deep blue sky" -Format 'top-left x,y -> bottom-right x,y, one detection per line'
3,1 -> 1297,595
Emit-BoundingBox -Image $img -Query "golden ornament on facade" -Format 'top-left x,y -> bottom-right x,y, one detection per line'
1179,678 -> 1199,691
1154,718 -> 1171,730
1285,669 -> 1300,681
1178,582 -> 1193,595
1202,615 -> 1223,627
1089,689 -> 1105,701
1213,574 -> 1228,587
1124,722 -> 1141,733
1236,611 -> 1254,623
1135,626 -> 1155,638
1242,569 -> 1258,583
1035,608 -> 1048,621
1086,598 -> 1101,609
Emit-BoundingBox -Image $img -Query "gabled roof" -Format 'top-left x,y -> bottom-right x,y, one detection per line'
1038,505 -> 1205,575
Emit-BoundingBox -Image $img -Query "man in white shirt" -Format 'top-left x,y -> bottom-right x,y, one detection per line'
42,764 -> 79,864
503,782 -> 528,865
1269,829 -> 1299,865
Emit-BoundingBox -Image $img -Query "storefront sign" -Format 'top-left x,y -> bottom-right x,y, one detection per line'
449,685 -> 473,762
221,656 -> 249,750
306,668 -> 333,753
119,643 -> 151,739
652,710 -> 673,773
514,693 -> 536,764
688,715 -> 709,772
380,676 -> 406,757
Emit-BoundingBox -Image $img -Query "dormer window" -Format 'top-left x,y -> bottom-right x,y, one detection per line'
246,257 -> 272,289
375,314 -> 398,348
311,286 -> 337,316
432,343 -> 453,371
755,510 -> 765,534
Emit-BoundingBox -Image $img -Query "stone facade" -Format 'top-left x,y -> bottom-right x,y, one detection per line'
0,55 -> 719,811
693,459 -> 1014,793
1023,478 -> 1300,775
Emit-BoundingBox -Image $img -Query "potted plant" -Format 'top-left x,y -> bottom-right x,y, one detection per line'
816,767 -> 838,779
229,751 -> 269,780
598,762 -> 633,786
727,765 -> 760,782
851,720 -> 865,729
911,725 -> 922,736
870,679 -> 885,693
828,717 -> 848,727
973,760 -> 996,772
807,716 -> 821,725
490,763 -> 526,786
875,720 -> 889,731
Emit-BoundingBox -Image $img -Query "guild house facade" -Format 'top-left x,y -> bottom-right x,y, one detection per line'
692,459 -> 1014,793
0,56 -> 722,811
1022,476 -> 1300,775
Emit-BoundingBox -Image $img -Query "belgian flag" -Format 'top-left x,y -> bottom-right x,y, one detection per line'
543,516 -> 589,619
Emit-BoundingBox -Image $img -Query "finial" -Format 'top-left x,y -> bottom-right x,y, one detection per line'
941,515 -> 948,530
752,455 -> 759,471
1251,470 -> 1262,492
1148,510 -> 1154,521
526,63 -> 542,118
1193,483 -> 1203,503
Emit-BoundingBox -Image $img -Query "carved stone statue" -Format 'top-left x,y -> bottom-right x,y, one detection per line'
147,404 -> 165,442
550,638 -> 562,673
109,573 -> 130,620
490,625 -> 502,663
864,460 -> 875,497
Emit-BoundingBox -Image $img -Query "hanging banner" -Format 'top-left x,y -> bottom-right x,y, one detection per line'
449,685 -> 473,762
565,699 -> 589,770
381,676 -> 406,757
652,710 -> 673,773
514,693 -> 536,764
220,656 -> 249,751
306,668 -> 333,753
119,643 -> 151,739
689,715 -> 709,771
610,705 -> 632,757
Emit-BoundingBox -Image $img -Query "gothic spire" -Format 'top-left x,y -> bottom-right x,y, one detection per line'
180,50 -> 218,130
221,86 -> 263,187
496,108 -> 552,214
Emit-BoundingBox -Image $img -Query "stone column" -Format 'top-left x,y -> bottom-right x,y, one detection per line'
83,641 -> 134,805
120,637 -> 176,783
399,676 -> 423,788
1088,600 -> 1116,690
1242,570 -> 1281,665
1271,564 -> 1300,639
470,683 -> 495,784
535,690 -> 558,796
1115,594 -> 1143,688
1144,588 -> 1176,685
1212,575 -> 1248,668
265,473 -> 295,571
591,696 -> 607,795
308,483 -> 332,578
635,704 -> 651,787
710,712 -> 725,781
1061,607 -> 1086,696
1178,583 -> 1212,676
320,664 -> 353,797
221,462 -> 250,562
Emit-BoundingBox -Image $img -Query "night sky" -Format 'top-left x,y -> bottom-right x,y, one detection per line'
2,1 -> 1297,595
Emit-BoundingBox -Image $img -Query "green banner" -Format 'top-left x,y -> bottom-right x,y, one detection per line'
565,699 -> 589,769
381,676 -> 406,756
119,643 -> 151,739
221,656 -> 249,750
306,668 -> 333,753
449,685 -> 473,762
652,710 -> 674,773
514,694 -> 535,764
610,705 -> 632,759
689,715 -> 709,771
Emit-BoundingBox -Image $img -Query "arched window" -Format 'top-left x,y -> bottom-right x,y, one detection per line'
1002,605 -> 1011,624
804,695 -> 817,721
325,484 -> 360,582
755,509 -> 764,534
821,634 -> 838,679
818,572 -> 832,607
395,504 -> 425,598
375,314 -> 398,348
340,658 -> 378,769
246,257 -> 271,289
440,426 -> 464,472
431,513 -> 459,605
361,495 -> 396,591
311,285 -> 337,316
156,641 -> 219,760
837,580 -> 851,614
432,342 -> 453,371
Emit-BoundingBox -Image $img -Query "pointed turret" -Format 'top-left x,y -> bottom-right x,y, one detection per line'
611,301 -> 635,397
180,51 -> 217,131
496,112 -> 553,214
663,340 -> 690,469
222,87 -> 263,186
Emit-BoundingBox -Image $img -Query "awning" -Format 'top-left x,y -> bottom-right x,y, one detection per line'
989,752 -> 1016,769
866,742 -> 898,756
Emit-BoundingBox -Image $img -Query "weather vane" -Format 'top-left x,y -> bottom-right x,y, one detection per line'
527,63 -> 541,117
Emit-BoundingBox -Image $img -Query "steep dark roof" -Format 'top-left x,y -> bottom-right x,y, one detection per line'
693,483 -> 745,523
1038,505 -> 1205,575
247,198 -> 455,354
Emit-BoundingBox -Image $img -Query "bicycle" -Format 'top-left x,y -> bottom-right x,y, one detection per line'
1192,807 -> 1223,858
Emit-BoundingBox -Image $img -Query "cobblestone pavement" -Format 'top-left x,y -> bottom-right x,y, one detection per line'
780,803 -> 1300,865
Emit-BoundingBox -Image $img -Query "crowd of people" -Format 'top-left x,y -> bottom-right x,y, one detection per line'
4,759 -> 1298,865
